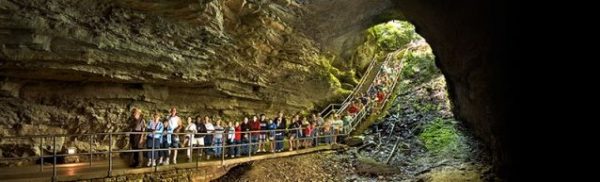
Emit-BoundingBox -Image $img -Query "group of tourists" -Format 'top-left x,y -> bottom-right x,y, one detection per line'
342,56 -> 403,131
127,57 -> 402,168
128,107 -> 345,167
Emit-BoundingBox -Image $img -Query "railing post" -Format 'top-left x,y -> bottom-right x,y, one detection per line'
189,133 -> 193,163
315,128 -> 319,146
297,128 -> 301,150
153,136 -> 157,172
89,135 -> 93,167
221,136 -> 225,166
108,133 -> 113,177
52,135 -> 57,182
196,144 -> 200,168
247,132 -> 251,156
39,137 -> 43,172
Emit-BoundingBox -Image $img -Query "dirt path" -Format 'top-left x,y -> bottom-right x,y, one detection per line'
213,151 -> 354,182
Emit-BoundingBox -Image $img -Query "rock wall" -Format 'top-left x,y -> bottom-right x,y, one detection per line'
390,0 -> 513,178
0,0 -> 347,163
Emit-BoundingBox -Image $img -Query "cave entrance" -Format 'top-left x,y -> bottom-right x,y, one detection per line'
342,20 -> 492,180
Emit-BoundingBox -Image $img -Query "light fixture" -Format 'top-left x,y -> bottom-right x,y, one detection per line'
65,147 -> 80,163
67,147 -> 77,155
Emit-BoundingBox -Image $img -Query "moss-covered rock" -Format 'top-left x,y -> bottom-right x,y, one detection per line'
418,118 -> 466,156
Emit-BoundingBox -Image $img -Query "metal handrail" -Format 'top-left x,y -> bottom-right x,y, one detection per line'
336,48 -> 403,117
1,45 -> 412,182
318,104 -> 341,117
319,56 -> 378,118
376,48 -> 407,111
0,125 -> 347,181
2,126 -> 335,139
344,48 -> 406,134
338,58 -> 386,117
339,57 -> 378,104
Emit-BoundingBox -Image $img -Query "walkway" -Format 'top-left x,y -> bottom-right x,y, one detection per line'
0,47 -> 408,181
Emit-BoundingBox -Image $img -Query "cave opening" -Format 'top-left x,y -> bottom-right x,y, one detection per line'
329,19 -> 494,181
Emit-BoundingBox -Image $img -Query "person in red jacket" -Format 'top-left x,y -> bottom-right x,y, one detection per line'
250,115 -> 261,154
376,90 -> 385,105
302,120 -> 313,148
232,121 -> 242,157
347,100 -> 361,116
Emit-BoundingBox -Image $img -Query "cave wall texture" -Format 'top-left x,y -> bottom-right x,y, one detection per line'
1,0 -> 514,179
0,0 -> 348,154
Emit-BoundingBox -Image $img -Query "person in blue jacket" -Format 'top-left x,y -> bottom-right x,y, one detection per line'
146,112 -> 164,167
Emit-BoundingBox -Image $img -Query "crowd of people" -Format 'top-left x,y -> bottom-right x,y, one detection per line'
128,107 -> 347,167
127,56 -> 402,168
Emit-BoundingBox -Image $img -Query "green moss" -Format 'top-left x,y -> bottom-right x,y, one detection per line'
328,73 -> 342,87
335,87 -> 353,96
368,21 -> 417,51
418,118 -> 466,156
413,103 -> 437,113
401,47 -> 438,84
337,69 -> 359,86
316,54 -> 359,90
352,33 -> 380,69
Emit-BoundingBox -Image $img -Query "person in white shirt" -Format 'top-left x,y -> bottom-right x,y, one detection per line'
165,107 -> 182,165
183,117 -> 197,161
204,116 -> 215,159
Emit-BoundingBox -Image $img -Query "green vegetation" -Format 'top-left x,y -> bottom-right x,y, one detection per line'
401,46 -> 438,83
418,118 -> 467,157
368,21 -> 418,51
347,20 -> 418,76
413,102 -> 437,113
315,55 -> 358,89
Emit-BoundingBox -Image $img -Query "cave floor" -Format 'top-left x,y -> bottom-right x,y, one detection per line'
0,158 -> 131,182
0,145 -> 337,181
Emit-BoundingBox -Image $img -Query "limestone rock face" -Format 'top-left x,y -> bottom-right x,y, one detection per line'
0,0 -> 345,162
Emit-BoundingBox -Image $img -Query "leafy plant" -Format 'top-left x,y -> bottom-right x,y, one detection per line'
418,118 -> 466,157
